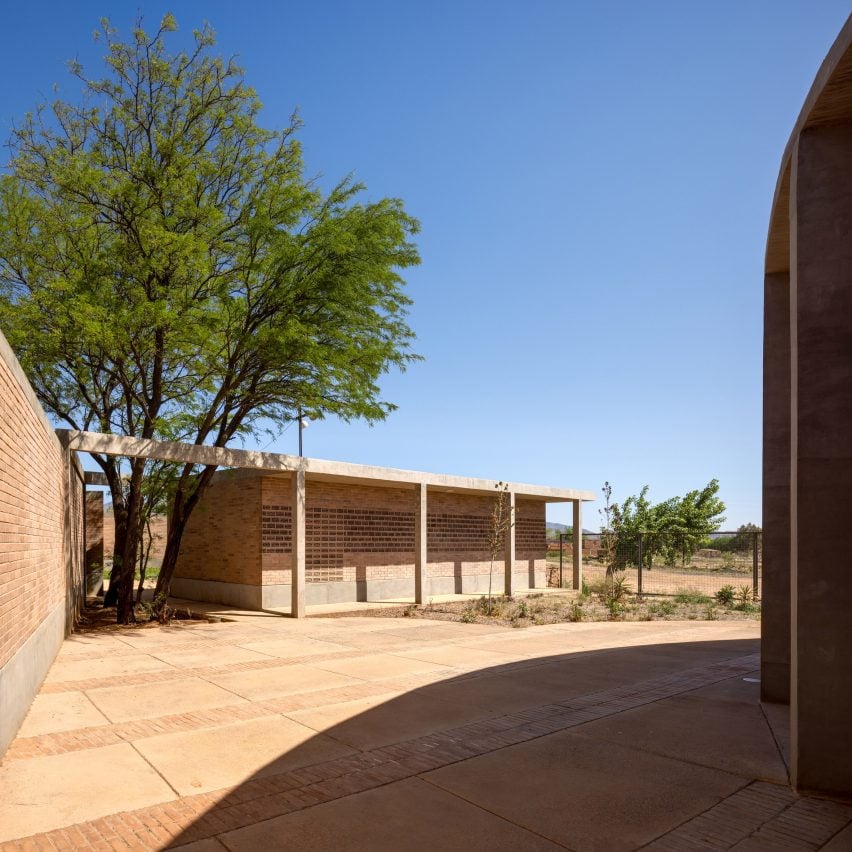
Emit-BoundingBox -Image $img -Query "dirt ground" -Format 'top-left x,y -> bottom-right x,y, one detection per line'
371,590 -> 760,628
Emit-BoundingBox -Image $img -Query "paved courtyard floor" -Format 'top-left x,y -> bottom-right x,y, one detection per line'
1,614 -> 850,850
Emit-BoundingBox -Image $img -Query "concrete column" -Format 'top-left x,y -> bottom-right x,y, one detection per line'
504,491 -> 516,596
790,124 -> 852,796
291,468 -> 306,619
414,483 -> 427,604
762,270 -> 791,703
572,500 -> 583,591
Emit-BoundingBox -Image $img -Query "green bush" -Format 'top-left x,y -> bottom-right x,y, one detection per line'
674,588 -> 711,605
715,585 -> 735,606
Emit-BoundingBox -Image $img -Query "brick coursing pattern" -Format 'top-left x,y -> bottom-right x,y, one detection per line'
84,491 -> 104,575
179,473 -> 548,588
427,512 -> 488,551
174,469 -> 262,586
516,516 -> 546,553
261,505 -> 292,554
0,333 -> 74,671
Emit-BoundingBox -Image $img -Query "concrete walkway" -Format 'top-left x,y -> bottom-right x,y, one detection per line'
0,615 -> 849,850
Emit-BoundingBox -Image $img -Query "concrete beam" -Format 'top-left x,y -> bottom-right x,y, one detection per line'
504,491 -> 516,596
572,499 -> 583,591
57,430 -> 595,503
84,471 -> 109,486
414,483 -> 427,605
291,467 -> 306,619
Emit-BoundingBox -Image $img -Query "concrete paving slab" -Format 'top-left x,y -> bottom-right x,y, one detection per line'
206,663 -> 363,701
822,822 -> 852,850
134,714 -> 356,796
17,692 -> 110,737
55,635 -> 148,658
574,691 -> 789,783
425,729 -> 747,851
308,652 -> 455,681
108,624 -> 220,649
235,637 -> 352,658
389,644 -> 523,670
421,670 -> 578,716
285,689 -> 496,750
146,644 -> 277,669
217,776 -> 562,851
0,742 -> 175,841
171,839 -> 228,852
86,676 -> 248,723
44,651 -> 177,683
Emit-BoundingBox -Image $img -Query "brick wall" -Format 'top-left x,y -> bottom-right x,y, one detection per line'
260,478 -> 418,585
258,477 -> 545,585
102,511 -> 168,565
175,471 -> 548,593
0,335 -> 68,668
174,469 -> 262,585
0,329 -> 85,756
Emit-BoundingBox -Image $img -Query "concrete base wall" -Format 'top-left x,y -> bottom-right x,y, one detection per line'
0,602 -> 65,757
170,577 -> 263,610
171,569 -> 547,612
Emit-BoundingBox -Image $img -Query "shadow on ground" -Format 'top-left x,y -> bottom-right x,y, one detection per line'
164,635 -> 788,850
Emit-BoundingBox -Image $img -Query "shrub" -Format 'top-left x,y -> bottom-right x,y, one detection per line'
659,600 -> 676,616
715,585 -> 736,606
674,588 -> 711,605
567,602 -> 584,622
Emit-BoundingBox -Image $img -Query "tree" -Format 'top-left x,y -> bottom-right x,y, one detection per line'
607,480 -> 726,569
486,482 -> 514,616
0,16 -> 420,623
732,522 -> 761,554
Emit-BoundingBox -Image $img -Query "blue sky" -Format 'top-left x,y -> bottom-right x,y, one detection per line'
1,2 -> 848,528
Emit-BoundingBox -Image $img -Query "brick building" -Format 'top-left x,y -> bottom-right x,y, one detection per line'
172,468 -> 591,610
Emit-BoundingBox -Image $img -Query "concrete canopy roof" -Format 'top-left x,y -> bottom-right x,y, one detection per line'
766,14 -> 852,274
60,430 -> 595,503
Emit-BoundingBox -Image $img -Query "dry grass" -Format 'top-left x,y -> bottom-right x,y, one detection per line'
381,590 -> 760,628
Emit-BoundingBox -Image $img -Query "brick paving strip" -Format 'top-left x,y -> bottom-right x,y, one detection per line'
38,647 -> 394,694
10,651 -> 846,852
642,781 -> 852,850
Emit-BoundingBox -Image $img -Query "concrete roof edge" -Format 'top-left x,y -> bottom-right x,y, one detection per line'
765,14 -> 852,273
59,429 -> 596,502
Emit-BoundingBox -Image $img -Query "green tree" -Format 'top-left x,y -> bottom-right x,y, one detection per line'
732,522 -> 761,554
608,480 -> 726,569
486,482 -> 514,616
0,16 -> 420,622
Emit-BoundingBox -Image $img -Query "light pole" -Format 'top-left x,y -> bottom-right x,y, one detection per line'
298,408 -> 309,456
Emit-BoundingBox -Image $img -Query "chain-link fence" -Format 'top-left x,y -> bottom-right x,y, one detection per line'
547,531 -> 761,602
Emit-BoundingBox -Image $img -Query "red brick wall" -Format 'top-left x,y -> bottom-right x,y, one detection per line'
102,511 -> 168,565
0,331 -> 78,669
85,492 -> 104,572
259,477 -> 545,585
174,469 -> 262,585
176,472 -> 548,589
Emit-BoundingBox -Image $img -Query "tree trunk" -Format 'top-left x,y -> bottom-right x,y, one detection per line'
115,457 -> 147,624
151,464 -> 218,619
103,458 -> 127,608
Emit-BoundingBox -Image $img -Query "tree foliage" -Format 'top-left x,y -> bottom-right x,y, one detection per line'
604,480 -> 726,569
0,16 -> 421,622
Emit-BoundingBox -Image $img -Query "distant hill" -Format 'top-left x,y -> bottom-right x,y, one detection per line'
546,522 -> 595,534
